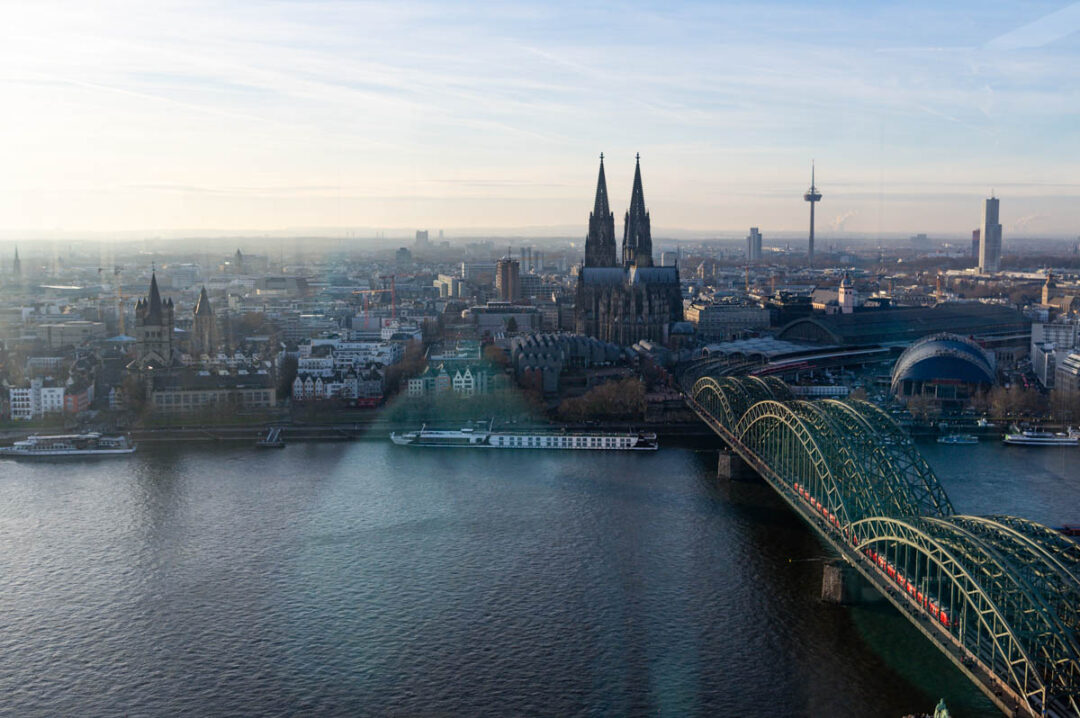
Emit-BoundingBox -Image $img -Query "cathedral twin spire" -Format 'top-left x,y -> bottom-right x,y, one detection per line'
584,153 -> 653,268
585,154 -> 617,267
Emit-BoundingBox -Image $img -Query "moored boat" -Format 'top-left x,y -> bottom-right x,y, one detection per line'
937,434 -> 978,445
256,427 -> 286,448
1002,428 -> 1078,447
0,433 -> 136,458
390,423 -> 658,451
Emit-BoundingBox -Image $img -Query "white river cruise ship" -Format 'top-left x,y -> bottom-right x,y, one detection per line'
0,433 -> 136,458
390,424 -> 658,451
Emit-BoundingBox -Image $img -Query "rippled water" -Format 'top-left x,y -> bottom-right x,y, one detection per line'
1,438 -> 1073,717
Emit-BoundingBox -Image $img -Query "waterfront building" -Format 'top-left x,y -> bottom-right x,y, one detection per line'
978,196 -> 1002,273
406,362 -> 503,397
891,333 -> 997,410
1054,352 -> 1080,400
1032,319 -> 1080,387
63,384 -> 95,414
971,229 -> 980,262
292,364 -> 383,404
574,155 -> 682,345
509,332 -> 624,394
149,372 -> 276,414
9,379 -> 65,420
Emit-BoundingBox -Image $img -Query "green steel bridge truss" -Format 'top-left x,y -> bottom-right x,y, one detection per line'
689,375 -> 1080,717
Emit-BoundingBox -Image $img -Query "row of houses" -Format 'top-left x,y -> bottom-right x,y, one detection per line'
406,363 -> 508,397
9,379 -> 95,420
292,364 -> 384,403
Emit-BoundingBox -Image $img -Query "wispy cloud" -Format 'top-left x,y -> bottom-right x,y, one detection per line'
0,0 -> 1078,234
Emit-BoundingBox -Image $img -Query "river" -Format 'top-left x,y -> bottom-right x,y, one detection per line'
0,438 -> 1075,716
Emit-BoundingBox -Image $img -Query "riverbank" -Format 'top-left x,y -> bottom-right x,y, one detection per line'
131,420 -> 716,445
0,419 -> 718,447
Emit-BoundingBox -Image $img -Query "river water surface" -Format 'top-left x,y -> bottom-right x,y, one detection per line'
0,439 -> 1076,716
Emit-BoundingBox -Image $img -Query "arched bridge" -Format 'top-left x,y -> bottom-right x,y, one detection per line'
688,375 -> 1080,717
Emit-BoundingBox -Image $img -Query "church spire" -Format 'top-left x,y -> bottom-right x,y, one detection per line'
194,286 -> 213,316
584,153 -> 617,267
622,153 -> 652,267
146,271 -> 163,322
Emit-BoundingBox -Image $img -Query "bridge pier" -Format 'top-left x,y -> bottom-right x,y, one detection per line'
821,560 -> 881,604
716,450 -> 756,481
821,560 -> 857,604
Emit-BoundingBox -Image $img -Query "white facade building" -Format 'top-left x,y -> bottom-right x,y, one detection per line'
9,379 -> 65,420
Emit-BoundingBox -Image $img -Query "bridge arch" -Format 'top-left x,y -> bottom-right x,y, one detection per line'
733,399 -> 856,533
683,370 -> 1080,714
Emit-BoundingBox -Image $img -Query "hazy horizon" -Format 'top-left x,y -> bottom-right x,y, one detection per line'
3,1 -> 1079,237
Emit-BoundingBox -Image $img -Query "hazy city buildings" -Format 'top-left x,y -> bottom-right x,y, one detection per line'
978,196 -> 1002,273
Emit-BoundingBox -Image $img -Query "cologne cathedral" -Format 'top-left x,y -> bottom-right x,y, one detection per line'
574,154 -> 682,345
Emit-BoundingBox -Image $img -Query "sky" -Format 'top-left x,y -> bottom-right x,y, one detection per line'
1,0 -> 1079,239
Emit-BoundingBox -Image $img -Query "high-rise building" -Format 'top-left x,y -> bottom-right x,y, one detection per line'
978,197 -> 1002,273
803,162 -> 822,267
746,227 -> 763,261
971,229 -> 980,262
495,258 -> 521,301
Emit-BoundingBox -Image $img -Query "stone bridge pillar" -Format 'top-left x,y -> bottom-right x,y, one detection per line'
716,449 -> 757,481
821,560 -> 881,604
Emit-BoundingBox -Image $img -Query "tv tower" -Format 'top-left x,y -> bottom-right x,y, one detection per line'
803,161 -> 822,267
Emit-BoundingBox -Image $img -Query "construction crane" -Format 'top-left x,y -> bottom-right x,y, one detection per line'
351,288 -> 393,329
377,274 -> 397,320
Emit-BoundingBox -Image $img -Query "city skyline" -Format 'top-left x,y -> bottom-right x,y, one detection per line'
2,1 -> 1079,237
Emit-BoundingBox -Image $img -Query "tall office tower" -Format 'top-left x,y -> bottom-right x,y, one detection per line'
746,227 -> 763,261
978,197 -> 1002,273
803,162 -> 822,267
621,153 -> 653,267
971,229 -> 980,261
584,154 -> 617,267
495,257 -> 521,301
